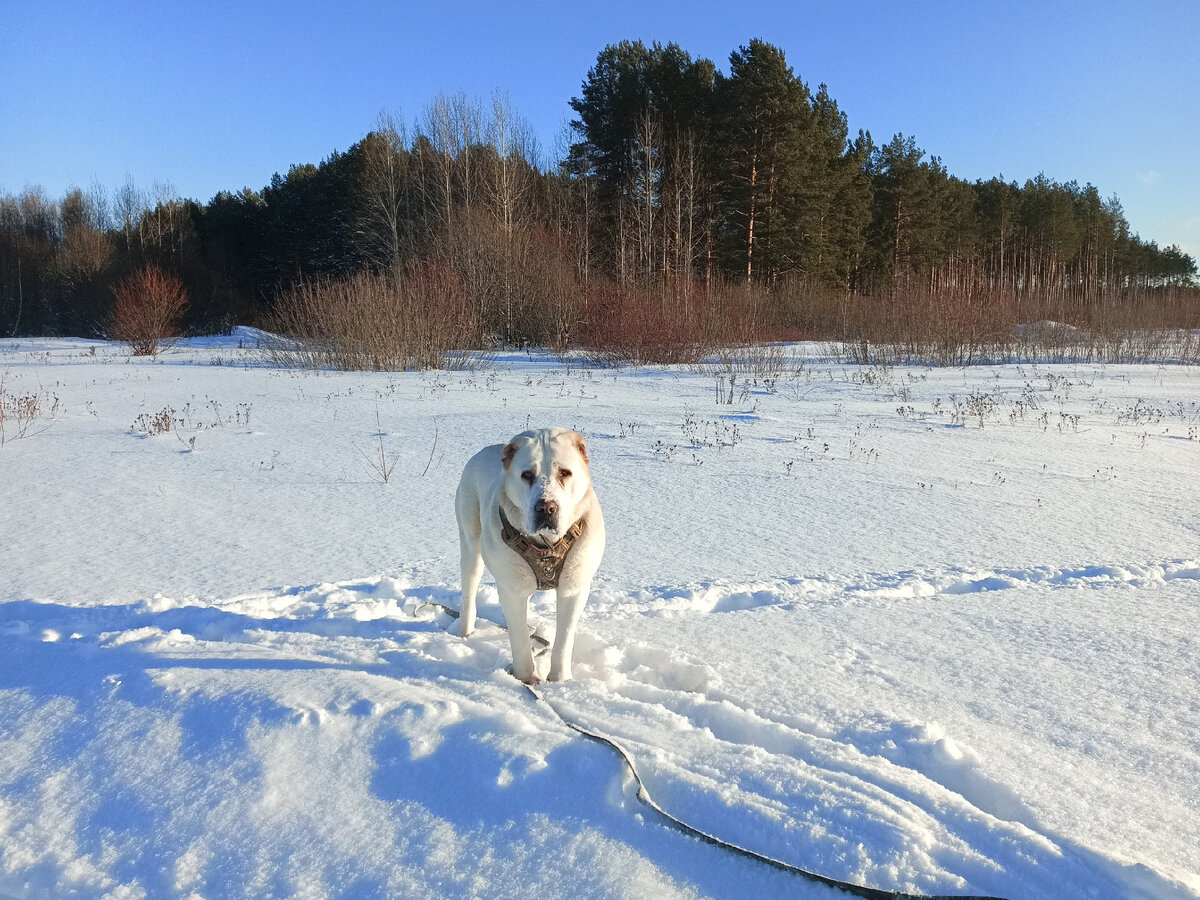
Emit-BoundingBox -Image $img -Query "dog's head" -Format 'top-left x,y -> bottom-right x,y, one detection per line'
501,428 -> 591,539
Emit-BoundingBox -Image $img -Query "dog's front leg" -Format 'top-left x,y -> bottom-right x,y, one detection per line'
498,586 -> 539,684
458,535 -> 483,638
548,584 -> 588,682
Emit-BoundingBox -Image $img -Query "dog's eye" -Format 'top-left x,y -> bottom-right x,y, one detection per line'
520,469 -> 534,483
558,468 -> 572,481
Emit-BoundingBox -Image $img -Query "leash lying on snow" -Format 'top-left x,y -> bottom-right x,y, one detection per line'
412,600 -> 1005,900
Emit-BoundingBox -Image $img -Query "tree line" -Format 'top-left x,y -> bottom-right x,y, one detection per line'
566,40 -> 1194,296
1,38 -> 1195,343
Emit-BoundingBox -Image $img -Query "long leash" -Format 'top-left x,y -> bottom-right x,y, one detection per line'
413,601 -> 1005,900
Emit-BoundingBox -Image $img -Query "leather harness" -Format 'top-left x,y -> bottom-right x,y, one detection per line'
498,506 -> 586,590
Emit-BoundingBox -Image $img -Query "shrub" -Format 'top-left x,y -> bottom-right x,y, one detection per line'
109,265 -> 188,356
833,284 -> 1200,365
265,265 -> 484,371
576,283 -> 712,366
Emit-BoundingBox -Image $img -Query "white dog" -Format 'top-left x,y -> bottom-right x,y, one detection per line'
455,428 -> 605,683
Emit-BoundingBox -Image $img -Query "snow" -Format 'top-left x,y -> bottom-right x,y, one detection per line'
1,332 -> 1198,899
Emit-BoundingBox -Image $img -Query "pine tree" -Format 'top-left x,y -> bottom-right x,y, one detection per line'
791,85 -> 871,288
865,133 -> 940,287
714,39 -> 811,286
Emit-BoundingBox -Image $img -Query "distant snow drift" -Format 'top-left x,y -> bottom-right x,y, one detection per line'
1,336 -> 1198,899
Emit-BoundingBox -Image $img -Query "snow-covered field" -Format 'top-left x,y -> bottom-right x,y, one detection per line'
2,331 -> 1198,899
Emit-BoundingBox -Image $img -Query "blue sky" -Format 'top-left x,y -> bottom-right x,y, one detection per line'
3,1 -> 1198,258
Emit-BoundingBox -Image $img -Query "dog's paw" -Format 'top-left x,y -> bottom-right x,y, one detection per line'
507,664 -> 542,685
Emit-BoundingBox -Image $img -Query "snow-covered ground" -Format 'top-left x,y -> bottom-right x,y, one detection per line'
1,331 -> 1198,899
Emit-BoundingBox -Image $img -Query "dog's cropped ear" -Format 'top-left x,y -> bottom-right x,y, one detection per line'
501,441 -> 517,470
571,431 -> 589,464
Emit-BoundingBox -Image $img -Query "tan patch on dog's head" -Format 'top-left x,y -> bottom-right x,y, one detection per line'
570,431 -> 589,465
501,441 -> 517,470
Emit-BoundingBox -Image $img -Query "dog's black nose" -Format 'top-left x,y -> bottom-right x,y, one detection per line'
534,498 -> 559,530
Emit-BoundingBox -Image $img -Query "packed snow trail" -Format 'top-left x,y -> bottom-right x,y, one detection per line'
427,599 -> 1000,900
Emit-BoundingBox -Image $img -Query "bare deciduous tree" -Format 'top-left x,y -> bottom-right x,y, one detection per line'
357,109 -> 410,273
114,175 -> 145,255
56,189 -> 111,286
486,91 -> 538,235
